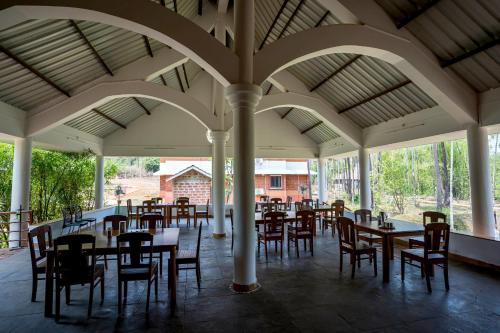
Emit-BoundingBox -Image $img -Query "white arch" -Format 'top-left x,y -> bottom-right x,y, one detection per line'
27,80 -> 216,136
254,24 -> 477,125
256,92 -> 362,147
0,0 -> 238,85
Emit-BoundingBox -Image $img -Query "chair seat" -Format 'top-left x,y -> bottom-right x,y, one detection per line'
258,232 -> 282,239
195,211 -> 208,216
35,259 -> 47,273
401,248 -> 447,261
119,262 -> 158,279
177,249 -> 196,260
409,236 -> 425,244
288,230 -> 313,237
358,233 -> 382,243
342,242 -> 376,253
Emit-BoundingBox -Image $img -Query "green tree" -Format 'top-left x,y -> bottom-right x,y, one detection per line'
144,157 -> 160,173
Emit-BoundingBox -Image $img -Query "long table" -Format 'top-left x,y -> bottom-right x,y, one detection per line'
135,204 -> 197,228
44,228 -> 180,317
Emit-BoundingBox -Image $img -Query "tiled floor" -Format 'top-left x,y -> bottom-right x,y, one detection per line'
0,219 -> 499,332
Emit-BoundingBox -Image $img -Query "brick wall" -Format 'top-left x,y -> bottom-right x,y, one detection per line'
172,170 -> 211,205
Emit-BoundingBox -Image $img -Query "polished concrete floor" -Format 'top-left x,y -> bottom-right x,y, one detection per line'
0,219 -> 499,333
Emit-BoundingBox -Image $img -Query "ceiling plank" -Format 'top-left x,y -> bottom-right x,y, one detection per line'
258,0 -> 289,50
276,0 -> 306,41
396,0 -> 440,29
441,37 -> 500,68
198,0 -> 203,15
310,55 -> 361,92
92,109 -> 126,129
338,80 -> 411,114
0,45 -> 70,96
301,121 -> 323,134
71,20 -> 114,76
133,97 -> 151,115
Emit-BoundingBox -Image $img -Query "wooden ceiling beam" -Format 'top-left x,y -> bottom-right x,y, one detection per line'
133,97 -> 151,115
301,121 -> 323,134
92,109 -> 126,129
310,55 -> 361,92
396,0 -> 440,29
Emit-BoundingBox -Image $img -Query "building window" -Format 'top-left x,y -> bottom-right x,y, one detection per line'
270,175 -> 282,189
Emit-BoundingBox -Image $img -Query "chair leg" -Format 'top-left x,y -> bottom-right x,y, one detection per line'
280,239 -> 283,260
196,261 -> 201,289
65,284 -> 71,305
104,255 -> 108,270
160,252 -> 163,276
425,262 -> 432,293
87,282 -> 94,319
55,283 -> 61,321
118,280 -> 122,314
31,274 -> 37,302
310,237 -> 314,256
155,274 -> 159,302
373,251 -> 377,276
351,253 -> 356,279
257,237 -> 260,256
295,238 -> 299,257
264,240 -> 268,261
287,235 -> 290,254
401,255 -> 405,281
124,281 -> 128,304
146,280 -> 151,313
339,252 -> 343,272
444,263 -> 450,291
357,254 -> 361,268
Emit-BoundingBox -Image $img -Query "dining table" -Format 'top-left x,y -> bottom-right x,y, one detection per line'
135,203 -> 197,228
346,214 -> 424,283
44,227 -> 180,317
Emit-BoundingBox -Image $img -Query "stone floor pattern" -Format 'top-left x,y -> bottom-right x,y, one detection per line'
0,219 -> 498,333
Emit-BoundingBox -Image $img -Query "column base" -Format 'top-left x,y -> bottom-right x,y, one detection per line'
231,282 -> 260,293
212,233 -> 226,239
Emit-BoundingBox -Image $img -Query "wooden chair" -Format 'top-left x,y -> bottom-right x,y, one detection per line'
28,225 -> 52,302
177,196 -> 190,203
286,196 -> 293,211
54,234 -> 104,321
302,198 -> 314,207
401,222 -> 450,292
288,210 -> 314,257
322,202 -> 343,237
259,195 -> 269,202
175,198 -> 191,228
117,232 -> 158,314
152,197 -> 163,204
270,197 -> 286,211
100,215 -> 128,269
61,207 -> 83,234
409,211 -> 446,248
258,211 -> 285,260
140,214 -> 164,275
194,199 -> 210,227
337,217 -> 377,279
354,209 -> 382,247
294,201 -> 302,212
126,199 -> 139,229
170,223 -> 203,289
230,208 -> 234,252
261,202 -> 274,215
142,200 -> 158,214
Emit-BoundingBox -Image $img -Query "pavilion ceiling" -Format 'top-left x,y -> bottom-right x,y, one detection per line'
376,0 -> 500,92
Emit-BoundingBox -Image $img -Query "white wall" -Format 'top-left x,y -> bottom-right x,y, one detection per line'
103,104 -> 318,158
449,233 -> 500,267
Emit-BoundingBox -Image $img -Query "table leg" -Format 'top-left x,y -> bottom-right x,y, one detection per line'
382,234 -> 390,283
44,251 -> 54,317
169,246 -> 176,314
168,207 -> 172,227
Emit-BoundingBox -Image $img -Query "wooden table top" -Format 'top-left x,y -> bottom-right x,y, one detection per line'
48,228 -> 180,254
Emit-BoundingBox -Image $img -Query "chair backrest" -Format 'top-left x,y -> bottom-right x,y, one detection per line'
270,198 -> 282,204
286,196 -> 293,208
177,197 -> 190,203
196,223 -> 203,259
261,202 -> 274,215
205,198 -> 210,212
302,199 -> 314,207
73,205 -> 83,220
176,198 -> 190,216
336,217 -> 357,250
259,195 -> 269,202
315,199 -> 320,209
263,211 -> 285,234
153,197 -> 163,204
229,208 -> 234,230
330,202 -> 344,218
117,232 -> 153,269
103,215 -> 127,231
295,210 -> 315,232
28,225 -> 52,270
126,199 -> 133,215
140,214 -> 162,231
423,211 -> 446,225
294,201 -> 302,212
61,208 -> 73,227
424,222 -> 450,257
354,209 -> 372,223
54,234 -> 96,284
142,200 -> 156,212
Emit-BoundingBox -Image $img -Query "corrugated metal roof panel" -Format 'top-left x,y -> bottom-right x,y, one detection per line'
255,0 -> 342,49
148,60 -> 200,92
376,0 -> 500,92
149,0 -> 207,19
289,53 -> 437,128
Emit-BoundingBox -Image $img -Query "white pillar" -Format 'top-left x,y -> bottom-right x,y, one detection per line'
209,131 -> 229,237
95,155 -> 105,209
9,137 -> 32,248
358,147 -> 371,210
318,158 -> 327,203
225,0 -> 261,293
467,125 -> 496,237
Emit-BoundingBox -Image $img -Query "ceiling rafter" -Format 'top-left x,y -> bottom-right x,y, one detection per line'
143,35 -> 154,57
314,11 -> 330,27
198,0 -> 203,15
301,121 -> 323,134
281,107 -> 294,119
160,74 -> 167,86
396,0 -> 440,29
310,55 -> 362,92
173,0 -> 178,12
338,80 -> 412,114
182,64 -> 190,89
258,0 -> 290,50
275,0 -> 306,41
441,37 -> 500,68
92,108 -> 126,129
70,20 -> 114,76
265,83 -> 273,95
0,45 -> 70,96
133,97 -> 151,115
175,67 -> 185,92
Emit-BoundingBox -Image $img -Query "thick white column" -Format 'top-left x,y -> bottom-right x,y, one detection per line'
318,158 -> 327,203
467,125 -> 496,237
358,147 -> 371,209
209,131 -> 229,237
95,155 -> 105,209
225,0 -> 260,293
9,137 -> 32,248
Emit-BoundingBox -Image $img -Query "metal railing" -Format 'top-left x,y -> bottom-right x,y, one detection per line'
0,207 -> 33,249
